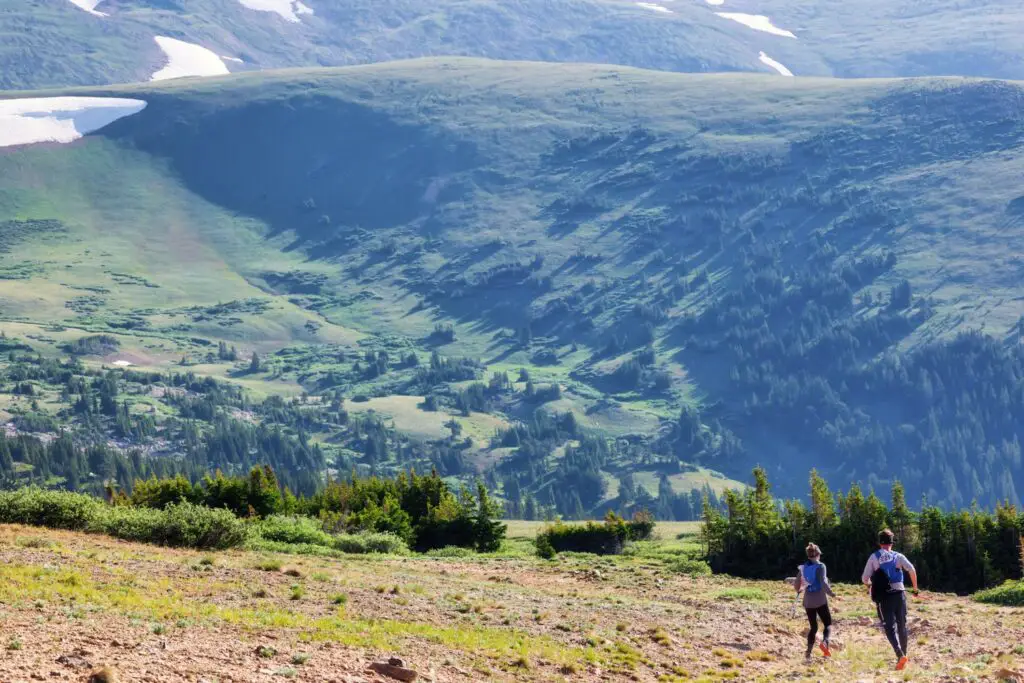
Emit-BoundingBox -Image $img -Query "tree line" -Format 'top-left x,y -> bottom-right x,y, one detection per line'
702,467 -> 1022,594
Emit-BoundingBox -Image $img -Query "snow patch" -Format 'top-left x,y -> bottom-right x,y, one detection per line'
0,97 -> 146,149
111,360 -> 134,367
636,2 -> 672,12
151,37 -> 230,81
704,0 -> 724,5
222,55 -> 245,64
716,12 -> 796,38
66,0 -> 107,16
759,51 -> 793,76
236,0 -> 314,22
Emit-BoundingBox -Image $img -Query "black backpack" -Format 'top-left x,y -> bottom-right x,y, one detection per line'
870,566 -> 891,603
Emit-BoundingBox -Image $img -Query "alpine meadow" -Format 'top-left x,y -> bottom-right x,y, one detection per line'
2,2 -> 1024,681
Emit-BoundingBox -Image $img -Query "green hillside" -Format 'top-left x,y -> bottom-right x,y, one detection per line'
2,59 -> 1024,513
2,0 -> 1023,90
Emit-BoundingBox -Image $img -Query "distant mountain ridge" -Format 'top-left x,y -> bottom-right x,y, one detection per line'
2,0 -> 1023,90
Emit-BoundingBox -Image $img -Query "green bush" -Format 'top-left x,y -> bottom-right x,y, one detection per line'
974,580 -> 1024,606
538,520 -> 625,555
535,534 -> 557,560
247,531 -> 409,556
247,540 -> 342,557
425,545 -> 475,558
95,505 -> 166,542
158,502 -> 248,549
626,510 -> 655,541
332,531 -> 408,555
667,557 -> 712,577
0,487 -> 102,530
536,512 -> 653,556
254,515 -> 334,547
0,488 -> 247,550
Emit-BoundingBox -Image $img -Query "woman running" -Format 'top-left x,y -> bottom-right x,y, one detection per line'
797,542 -> 838,659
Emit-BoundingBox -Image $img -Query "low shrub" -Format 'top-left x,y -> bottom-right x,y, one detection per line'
246,539 -> 342,557
253,515 -> 334,547
155,502 -> 248,549
99,502 -> 247,549
626,510 -> 655,542
535,534 -> 557,560
0,488 -> 247,550
332,531 -> 408,555
247,530 -> 409,556
95,504 -> 167,542
714,588 -> 770,602
0,487 -> 102,530
425,545 -> 475,558
536,512 -> 655,556
667,557 -> 712,577
974,580 -> 1024,606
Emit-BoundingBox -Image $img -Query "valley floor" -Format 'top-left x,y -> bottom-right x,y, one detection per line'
0,525 -> 1020,682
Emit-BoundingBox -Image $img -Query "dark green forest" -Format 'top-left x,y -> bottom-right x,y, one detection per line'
0,349 -> 717,521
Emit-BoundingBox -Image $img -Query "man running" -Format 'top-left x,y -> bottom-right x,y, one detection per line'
797,542 -> 837,659
862,528 -> 919,671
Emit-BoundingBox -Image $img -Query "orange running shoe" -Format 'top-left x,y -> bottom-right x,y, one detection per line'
896,656 -> 909,671
819,642 -> 831,658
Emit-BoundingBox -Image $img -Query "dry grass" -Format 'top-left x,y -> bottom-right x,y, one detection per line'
0,523 -> 1020,682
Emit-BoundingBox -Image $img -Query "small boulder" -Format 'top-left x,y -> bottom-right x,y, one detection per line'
56,653 -> 91,669
368,660 -> 418,682
995,669 -> 1024,683
87,666 -> 119,683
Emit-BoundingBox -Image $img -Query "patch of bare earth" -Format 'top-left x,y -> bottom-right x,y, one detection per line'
0,526 -> 1022,682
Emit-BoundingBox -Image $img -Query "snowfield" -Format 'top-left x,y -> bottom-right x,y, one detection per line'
759,51 -> 794,76
0,97 -> 146,149
716,12 -> 796,38
66,0 -> 106,16
636,2 -> 672,13
152,37 -> 231,81
237,0 -> 314,22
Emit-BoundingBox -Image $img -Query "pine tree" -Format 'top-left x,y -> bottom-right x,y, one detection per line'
524,494 -> 537,521
472,482 -> 506,552
808,469 -> 837,536
888,480 -> 914,550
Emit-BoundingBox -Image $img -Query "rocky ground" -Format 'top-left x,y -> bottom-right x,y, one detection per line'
0,524 -> 1022,682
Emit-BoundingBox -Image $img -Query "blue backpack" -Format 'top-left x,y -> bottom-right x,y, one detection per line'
870,550 -> 904,602
802,563 -> 822,593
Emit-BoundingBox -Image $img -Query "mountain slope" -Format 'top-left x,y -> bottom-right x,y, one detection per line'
2,0 -> 1023,91
2,59 -> 1024,510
